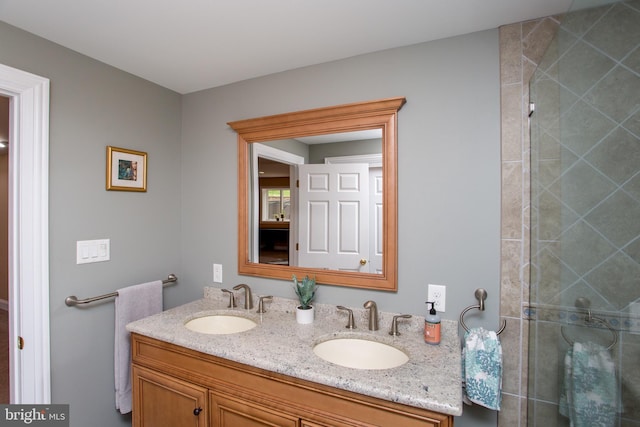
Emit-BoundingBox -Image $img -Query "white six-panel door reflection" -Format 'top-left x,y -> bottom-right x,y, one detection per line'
298,163 -> 370,272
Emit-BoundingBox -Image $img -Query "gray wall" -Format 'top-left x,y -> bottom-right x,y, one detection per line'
0,19 -> 501,427
180,30 -> 501,426
0,22 -> 182,427
181,31 -> 501,317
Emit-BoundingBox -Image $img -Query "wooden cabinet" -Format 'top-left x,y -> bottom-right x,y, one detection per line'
131,333 -> 453,427
210,390 -> 298,427
132,365 -> 207,427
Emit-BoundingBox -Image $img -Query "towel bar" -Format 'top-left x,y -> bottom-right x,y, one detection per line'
65,274 -> 177,307
559,297 -> 618,350
459,288 -> 506,335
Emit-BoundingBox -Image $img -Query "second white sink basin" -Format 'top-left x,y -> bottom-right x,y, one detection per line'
185,315 -> 257,334
313,338 -> 409,370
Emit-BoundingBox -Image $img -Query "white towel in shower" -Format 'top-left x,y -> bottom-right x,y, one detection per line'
559,341 -> 618,427
114,280 -> 163,414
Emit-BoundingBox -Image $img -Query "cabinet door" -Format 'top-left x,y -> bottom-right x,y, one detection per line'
210,390 -> 298,427
133,365 -> 208,427
301,421 -> 337,427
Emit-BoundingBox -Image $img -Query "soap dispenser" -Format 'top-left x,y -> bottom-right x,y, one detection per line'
424,301 -> 441,345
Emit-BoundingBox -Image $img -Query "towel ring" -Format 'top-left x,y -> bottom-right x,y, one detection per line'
459,288 -> 506,336
559,297 -> 618,351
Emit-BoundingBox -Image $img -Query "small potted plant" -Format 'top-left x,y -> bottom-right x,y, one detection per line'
293,274 -> 317,324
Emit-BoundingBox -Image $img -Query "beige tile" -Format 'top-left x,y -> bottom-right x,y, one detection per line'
522,19 -> 543,40
621,333 -> 640,421
524,18 -> 560,65
500,240 -> 522,317
498,393 -> 522,426
501,84 -> 523,161
522,147 -> 531,208
501,161 -> 523,239
501,317 -> 522,394
533,400 -> 570,427
523,56 -> 538,87
531,322 -> 563,402
500,24 -> 523,86
499,22 -> 527,427
520,319 -> 529,397
499,10 -> 561,427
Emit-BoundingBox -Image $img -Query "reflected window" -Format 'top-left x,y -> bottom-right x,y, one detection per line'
261,188 -> 290,222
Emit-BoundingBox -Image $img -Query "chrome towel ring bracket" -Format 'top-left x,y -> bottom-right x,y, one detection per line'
560,297 -> 618,351
459,288 -> 507,335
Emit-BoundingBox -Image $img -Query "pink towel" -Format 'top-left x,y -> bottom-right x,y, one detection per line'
114,281 -> 162,414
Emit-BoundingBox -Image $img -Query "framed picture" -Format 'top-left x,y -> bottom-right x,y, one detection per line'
106,146 -> 147,192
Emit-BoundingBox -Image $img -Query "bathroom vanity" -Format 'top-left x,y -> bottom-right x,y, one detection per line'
127,290 -> 462,426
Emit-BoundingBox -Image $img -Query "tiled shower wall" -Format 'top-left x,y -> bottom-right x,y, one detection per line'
499,16 -> 560,427
528,2 -> 640,426
500,2 -> 640,426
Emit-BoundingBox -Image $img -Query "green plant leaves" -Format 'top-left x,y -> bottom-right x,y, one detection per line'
293,275 -> 317,309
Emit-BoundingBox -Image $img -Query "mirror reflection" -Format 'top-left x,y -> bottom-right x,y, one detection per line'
229,97 -> 405,291
249,130 -> 383,274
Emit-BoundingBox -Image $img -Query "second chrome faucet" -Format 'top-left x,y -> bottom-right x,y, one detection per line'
232,284 -> 254,309
337,301 -> 380,330
363,300 -> 378,331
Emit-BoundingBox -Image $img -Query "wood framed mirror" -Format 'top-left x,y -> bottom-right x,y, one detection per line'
229,97 -> 405,291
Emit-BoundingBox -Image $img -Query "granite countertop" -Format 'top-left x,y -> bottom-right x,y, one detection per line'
127,287 -> 463,416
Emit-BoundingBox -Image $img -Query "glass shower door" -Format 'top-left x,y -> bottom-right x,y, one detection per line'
528,0 -> 640,425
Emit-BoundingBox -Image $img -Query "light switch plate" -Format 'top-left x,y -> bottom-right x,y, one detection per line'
77,239 -> 110,264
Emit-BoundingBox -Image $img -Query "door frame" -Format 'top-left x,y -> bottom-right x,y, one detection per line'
0,63 -> 51,404
250,144 -> 304,265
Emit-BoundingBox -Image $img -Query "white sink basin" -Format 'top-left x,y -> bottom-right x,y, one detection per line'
185,315 -> 257,334
313,338 -> 409,370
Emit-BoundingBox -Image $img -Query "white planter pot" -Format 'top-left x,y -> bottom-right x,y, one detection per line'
296,306 -> 315,324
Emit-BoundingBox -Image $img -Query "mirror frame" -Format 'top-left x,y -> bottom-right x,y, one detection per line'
229,97 -> 406,291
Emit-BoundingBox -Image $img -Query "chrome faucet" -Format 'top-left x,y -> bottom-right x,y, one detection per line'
389,314 -> 412,336
256,295 -> 273,313
363,300 -> 379,331
233,284 -> 254,309
221,289 -> 236,308
337,306 -> 357,329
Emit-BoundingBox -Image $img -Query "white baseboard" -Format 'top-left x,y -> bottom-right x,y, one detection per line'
0,299 -> 7,311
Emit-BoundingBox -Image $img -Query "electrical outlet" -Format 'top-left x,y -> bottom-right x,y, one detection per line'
213,263 -> 223,283
428,284 -> 446,313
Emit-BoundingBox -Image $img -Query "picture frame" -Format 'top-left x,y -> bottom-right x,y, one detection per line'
106,146 -> 147,192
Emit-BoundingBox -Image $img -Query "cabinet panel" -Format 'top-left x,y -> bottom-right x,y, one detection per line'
210,391 -> 298,427
132,334 -> 452,427
133,365 -> 207,427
